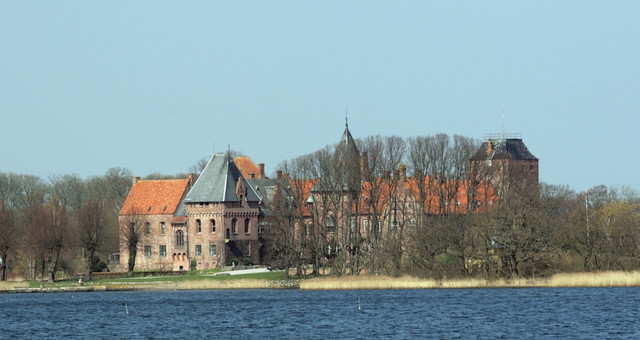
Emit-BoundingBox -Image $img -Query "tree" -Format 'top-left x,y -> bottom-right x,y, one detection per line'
22,198 -> 70,283
42,198 -> 69,282
189,157 -> 209,176
119,208 -> 143,278
49,174 -> 86,213
0,200 -> 18,280
76,198 -> 109,280
488,186 -> 555,278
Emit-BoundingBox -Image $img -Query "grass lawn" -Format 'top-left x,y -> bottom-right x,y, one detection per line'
23,270 -> 287,290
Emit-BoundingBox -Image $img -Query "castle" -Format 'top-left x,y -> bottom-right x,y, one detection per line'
117,123 -> 538,271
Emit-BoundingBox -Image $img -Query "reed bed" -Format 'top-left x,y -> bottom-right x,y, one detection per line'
300,271 -> 640,290
171,279 -> 278,290
545,271 -> 640,287
0,281 -> 29,291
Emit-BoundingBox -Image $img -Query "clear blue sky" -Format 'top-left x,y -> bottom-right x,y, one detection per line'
2,2 -> 639,193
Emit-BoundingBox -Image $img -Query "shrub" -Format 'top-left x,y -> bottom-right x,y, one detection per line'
243,257 -> 252,266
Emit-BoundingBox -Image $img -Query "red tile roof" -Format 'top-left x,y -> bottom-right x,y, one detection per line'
119,178 -> 191,216
298,176 -> 497,217
234,156 -> 260,179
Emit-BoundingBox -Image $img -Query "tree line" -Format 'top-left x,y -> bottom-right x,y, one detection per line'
264,134 -> 640,279
0,168 -> 132,281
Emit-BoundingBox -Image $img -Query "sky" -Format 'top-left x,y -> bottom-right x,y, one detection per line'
1,1 -> 639,194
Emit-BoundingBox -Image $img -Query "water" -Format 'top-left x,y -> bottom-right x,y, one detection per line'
2,287 -> 640,339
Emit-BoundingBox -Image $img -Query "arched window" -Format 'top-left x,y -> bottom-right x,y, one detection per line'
231,218 -> 237,234
176,230 -> 184,247
244,218 -> 250,234
326,215 -> 335,232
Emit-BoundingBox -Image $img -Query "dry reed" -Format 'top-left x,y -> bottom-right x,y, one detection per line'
0,281 -> 29,291
300,271 -> 640,290
171,279 -> 278,290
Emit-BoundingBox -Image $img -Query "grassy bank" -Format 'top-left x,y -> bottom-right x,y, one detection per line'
300,271 -> 640,290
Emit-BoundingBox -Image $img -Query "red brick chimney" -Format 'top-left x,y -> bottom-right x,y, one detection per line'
276,170 -> 283,180
399,164 -> 407,181
258,163 -> 265,179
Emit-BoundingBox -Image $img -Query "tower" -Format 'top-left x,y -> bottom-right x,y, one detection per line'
470,133 -> 539,198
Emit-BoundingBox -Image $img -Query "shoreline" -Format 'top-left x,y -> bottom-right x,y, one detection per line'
4,271 -> 640,293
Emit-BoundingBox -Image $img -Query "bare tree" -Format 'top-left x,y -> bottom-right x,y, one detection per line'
76,198 -> 109,280
189,157 -> 209,176
0,200 -> 18,280
43,198 -> 69,282
119,207 -> 143,278
49,174 -> 86,213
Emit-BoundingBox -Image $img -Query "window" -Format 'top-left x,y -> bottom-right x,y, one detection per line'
209,244 -> 217,256
232,218 -> 237,234
196,219 -> 202,233
176,230 -> 184,247
161,222 -> 166,235
130,222 -> 136,233
145,222 -> 151,234
144,245 -> 151,257
195,245 -> 202,256
210,219 -> 216,233
326,215 -> 335,232
159,245 -> 166,257
244,218 -> 250,234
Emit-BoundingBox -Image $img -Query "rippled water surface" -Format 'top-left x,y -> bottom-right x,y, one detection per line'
2,287 -> 640,339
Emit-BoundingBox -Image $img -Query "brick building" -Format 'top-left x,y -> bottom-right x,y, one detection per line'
469,134 -> 539,198
118,154 -> 270,272
118,176 -> 193,271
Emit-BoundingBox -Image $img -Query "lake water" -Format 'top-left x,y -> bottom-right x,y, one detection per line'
1,287 -> 639,339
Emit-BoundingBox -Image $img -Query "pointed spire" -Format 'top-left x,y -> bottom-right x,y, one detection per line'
345,109 -> 349,128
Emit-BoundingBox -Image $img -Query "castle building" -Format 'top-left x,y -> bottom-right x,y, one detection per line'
117,124 -> 536,273
118,176 -> 193,271
469,134 -> 539,198
183,153 -> 262,268
118,154 -> 268,271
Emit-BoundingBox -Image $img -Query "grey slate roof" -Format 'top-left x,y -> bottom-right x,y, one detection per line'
184,153 -> 260,203
338,122 -> 360,158
471,139 -> 538,161
246,177 -> 293,216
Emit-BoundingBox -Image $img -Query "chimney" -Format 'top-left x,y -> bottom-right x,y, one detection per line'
360,151 -> 369,181
132,176 -> 140,186
258,163 -> 265,179
399,164 -> 407,181
276,170 -> 283,180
